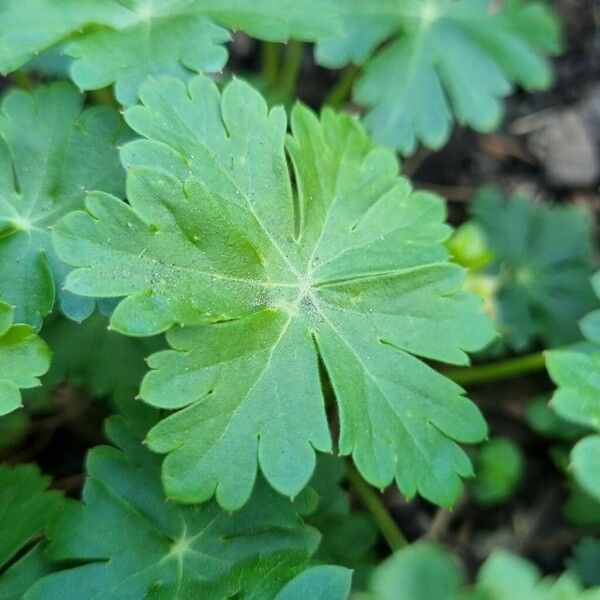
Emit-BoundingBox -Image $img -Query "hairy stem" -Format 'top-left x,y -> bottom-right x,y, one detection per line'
444,351 -> 546,387
279,41 -> 304,97
345,462 -> 408,552
325,65 -> 360,108
262,42 -> 280,90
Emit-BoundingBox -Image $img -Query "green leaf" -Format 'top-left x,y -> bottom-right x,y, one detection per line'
571,436 -> 600,501
276,565 -> 352,600
472,437 -> 523,505
55,74 -> 493,510
0,302 -> 51,416
470,551 -> 588,600
316,0 -> 562,154
0,409 -> 29,452
42,313 -> 163,403
0,82 -> 125,327
365,543 -> 599,600
546,350 -> 600,432
564,484 -> 600,528
0,464 -> 62,574
0,0 -> 341,106
27,408 -> 347,599
308,456 -> 377,580
0,544 -> 55,600
367,542 -> 464,600
525,396 -> 589,441
471,188 -> 596,351
568,538 -> 600,587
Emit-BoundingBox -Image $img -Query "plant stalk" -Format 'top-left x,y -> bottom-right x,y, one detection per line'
444,351 -> 546,387
278,41 -> 304,97
345,462 -> 408,552
325,65 -> 360,108
262,42 -> 280,90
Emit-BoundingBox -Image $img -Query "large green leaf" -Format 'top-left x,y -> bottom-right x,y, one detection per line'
471,188 -> 596,351
317,0 -> 562,154
55,75 -> 493,510
0,302 -> 51,416
0,464 -> 62,595
0,0 -> 341,106
26,409 -> 349,599
0,83 -> 125,327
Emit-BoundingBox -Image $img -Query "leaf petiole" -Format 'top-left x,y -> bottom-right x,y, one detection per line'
344,462 -> 408,552
444,351 -> 547,387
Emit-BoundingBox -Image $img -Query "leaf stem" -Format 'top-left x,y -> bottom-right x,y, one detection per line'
278,41 -> 304,97
444,351 -> 546,387
262,42 -> 281,90
345,462 -> 408,552
325,65 -> 360,108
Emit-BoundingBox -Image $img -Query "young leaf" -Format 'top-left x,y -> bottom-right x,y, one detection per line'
0,464 -> 62,578
0,302 -> 51,416
26,410 -> 349,599
366,542 -> 463,600
471,188 -> 596,351
571,435 -> 600,501
546,272 -> 600,501
54,75 -> 493,510
568,538 -> 600,587
0,0 -> 341,106
472,437 -> 524,505
470,551 -> 589,600
363,542 -> 598,600
546,351 -> 600,432
0,83 -> 125,327
317,0 -> 562,154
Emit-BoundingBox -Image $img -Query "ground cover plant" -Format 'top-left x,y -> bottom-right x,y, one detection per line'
0,0 -> 599,598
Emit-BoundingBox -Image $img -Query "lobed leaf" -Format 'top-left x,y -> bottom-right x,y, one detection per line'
0,302 -> 51,416
317,0 -> 562,154
471,188 -> 596,352
55,75 -> 494,510
0,0 -> 341,106
0,463 -> 62,597
26,409 -> 349,599
0,83 -> 125,327
547,272 -> 600,502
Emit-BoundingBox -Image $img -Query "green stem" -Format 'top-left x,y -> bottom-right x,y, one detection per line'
325,65 -> 359,108
88,86 -> 119,109
278,41 -> 303,97
345,462 -> 408,552
262,42 -> 280,90
444,351 -> 546,387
